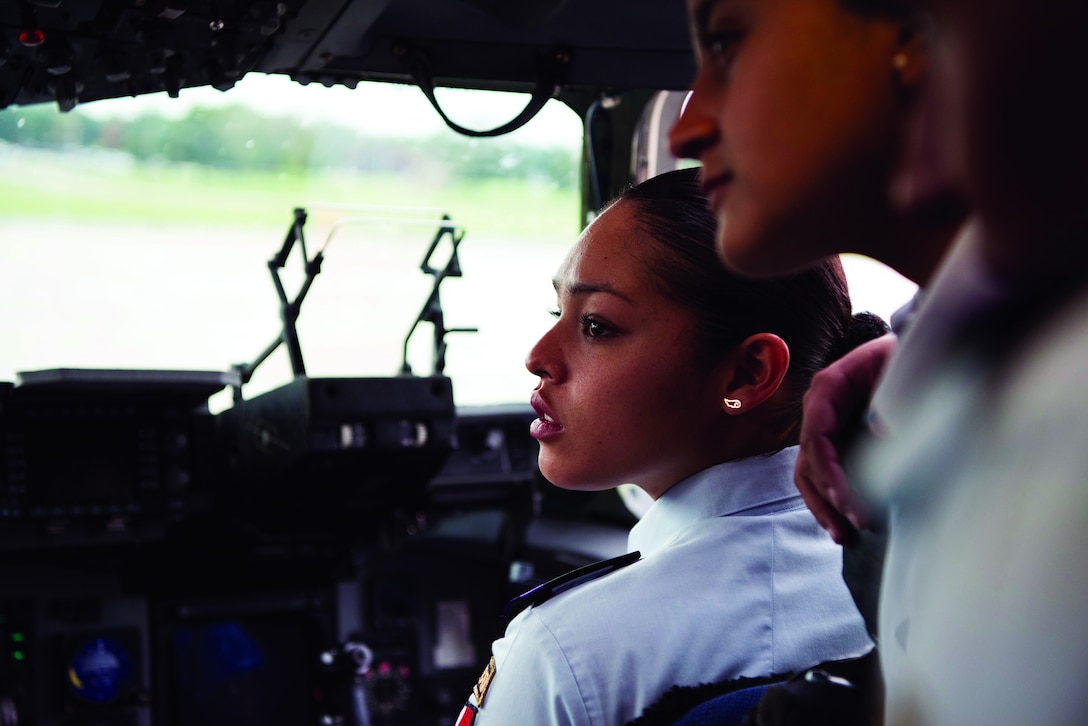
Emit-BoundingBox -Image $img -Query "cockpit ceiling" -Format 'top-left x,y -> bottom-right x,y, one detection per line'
0,0 -> 696,111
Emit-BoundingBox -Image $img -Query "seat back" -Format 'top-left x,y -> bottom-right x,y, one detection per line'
671,684 -> 770,726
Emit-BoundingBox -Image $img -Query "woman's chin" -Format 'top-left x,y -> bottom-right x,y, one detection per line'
718,225 -> 827,279
539,466 -> 616,493
716,231 -> 779,278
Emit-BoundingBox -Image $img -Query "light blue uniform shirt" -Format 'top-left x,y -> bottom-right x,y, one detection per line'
857,230 -> 1088,725
467,446 -> 872,725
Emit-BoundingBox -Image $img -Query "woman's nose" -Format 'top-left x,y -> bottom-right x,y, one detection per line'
525,325 -> 562,382
668,88 -> 719,161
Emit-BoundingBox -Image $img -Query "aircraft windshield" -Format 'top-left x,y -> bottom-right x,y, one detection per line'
0,74 -> 583,408
0,74 -> 916,408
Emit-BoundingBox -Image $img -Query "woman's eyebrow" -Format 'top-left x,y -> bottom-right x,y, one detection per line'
693,0 -> 746,37
552,278 -> 634,304
692,0 -> 727,32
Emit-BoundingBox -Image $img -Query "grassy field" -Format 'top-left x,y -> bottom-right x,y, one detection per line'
0,146 -> 582,241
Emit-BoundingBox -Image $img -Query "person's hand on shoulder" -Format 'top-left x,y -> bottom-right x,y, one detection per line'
795,334 -> 897,544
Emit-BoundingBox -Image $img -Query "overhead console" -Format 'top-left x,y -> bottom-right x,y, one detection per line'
0,0 -> 316,109
0,0 -> 694,112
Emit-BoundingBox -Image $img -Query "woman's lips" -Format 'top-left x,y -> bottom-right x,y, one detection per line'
530,392 -> 563,441
702,171 -> 733,209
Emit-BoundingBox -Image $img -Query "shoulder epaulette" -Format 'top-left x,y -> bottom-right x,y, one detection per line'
502,550 -> 641,623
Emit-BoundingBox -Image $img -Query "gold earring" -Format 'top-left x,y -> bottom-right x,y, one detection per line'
723,398 -> 742,410
892,53 -> 909,71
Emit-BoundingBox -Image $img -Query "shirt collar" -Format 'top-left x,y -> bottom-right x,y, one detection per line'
627,446 -> 801,556
871,224 -> 1004,434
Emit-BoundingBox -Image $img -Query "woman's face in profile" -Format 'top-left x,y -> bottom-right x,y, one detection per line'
524,202 -> 732,500
895,0 -> 1088,262
669,0 -> 905,277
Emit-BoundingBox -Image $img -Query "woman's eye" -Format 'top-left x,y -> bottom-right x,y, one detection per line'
548,308 -> 560,319
702,31 -> 743,70
580,315 -> 614,339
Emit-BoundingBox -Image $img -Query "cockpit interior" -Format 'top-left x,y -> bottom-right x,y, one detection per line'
0,2 -> 917,724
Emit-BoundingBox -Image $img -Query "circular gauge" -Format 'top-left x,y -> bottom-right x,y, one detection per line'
365,660 -> 412,718
67,636 -> 135,704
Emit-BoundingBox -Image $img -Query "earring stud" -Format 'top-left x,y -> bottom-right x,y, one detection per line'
723,398 -> 742,410
892,53 -> 909,71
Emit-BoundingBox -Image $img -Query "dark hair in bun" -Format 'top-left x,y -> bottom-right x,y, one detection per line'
847,311 -> 892,352
613,167 -> 889,445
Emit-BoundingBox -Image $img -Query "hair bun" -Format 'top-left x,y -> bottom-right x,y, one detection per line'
847,310 -> 891,352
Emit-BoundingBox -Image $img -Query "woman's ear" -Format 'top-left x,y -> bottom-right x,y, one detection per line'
890,12 -> 934,91
719,333 -> 789,415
